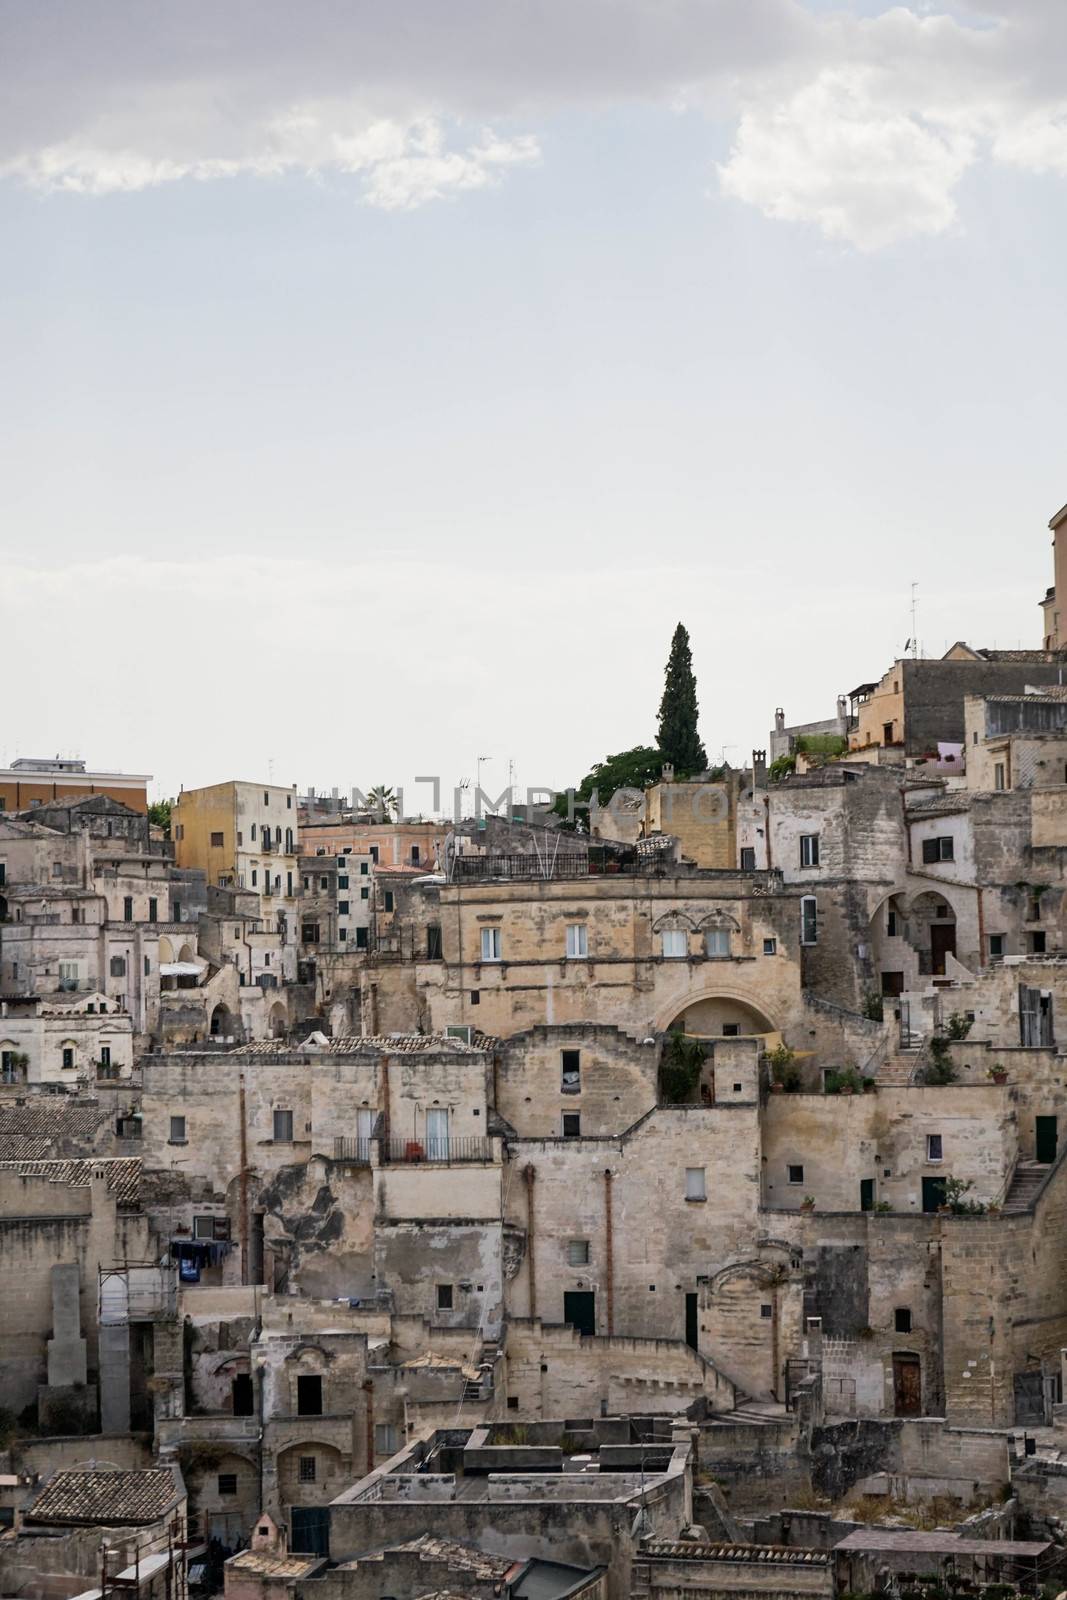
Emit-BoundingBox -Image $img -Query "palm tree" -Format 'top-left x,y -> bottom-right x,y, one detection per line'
366,784 -> 398,820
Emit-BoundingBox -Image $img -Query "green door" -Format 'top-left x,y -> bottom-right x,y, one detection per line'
1036,1116 -> 1058,1164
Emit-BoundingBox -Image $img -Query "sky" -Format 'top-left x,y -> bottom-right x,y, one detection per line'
2,0 -> 1067,809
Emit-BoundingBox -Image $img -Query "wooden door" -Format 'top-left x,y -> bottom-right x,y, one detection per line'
1036,1116 -> 1058,1164
893,1353 -> 922,1417
930,924 -> 956,975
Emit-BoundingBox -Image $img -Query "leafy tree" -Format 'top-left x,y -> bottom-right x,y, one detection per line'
148,799 -> 173,837
657,623 -> 707,775
552,746 -> 663,823
366,785 -> 398,820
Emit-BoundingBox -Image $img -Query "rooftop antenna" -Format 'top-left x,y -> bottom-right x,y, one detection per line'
910,583 -> 919,659
476,755 -> 492,812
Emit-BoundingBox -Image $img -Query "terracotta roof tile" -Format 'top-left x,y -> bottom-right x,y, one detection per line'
27,1468 -> 179,1526
0,1157 -> 141,1208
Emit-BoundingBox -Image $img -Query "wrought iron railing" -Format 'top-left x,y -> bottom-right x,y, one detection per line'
382,1135 -> 493,1164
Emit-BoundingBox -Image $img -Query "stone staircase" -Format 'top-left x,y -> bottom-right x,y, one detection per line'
708,1401 -> 789,1430
1003,1162 -> 1050,1213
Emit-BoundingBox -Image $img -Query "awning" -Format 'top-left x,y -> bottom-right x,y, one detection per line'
159,962 -> 205,977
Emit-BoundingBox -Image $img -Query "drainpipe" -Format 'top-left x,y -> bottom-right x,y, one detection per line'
604,1169 -> 615,1336
977,886 -> 986,966
763,796 -> 772,869
363,1381 -> 375,1474
524,1165 -> 537,1319
239,1073 -> 249,1286
381,1055 -> 391,1155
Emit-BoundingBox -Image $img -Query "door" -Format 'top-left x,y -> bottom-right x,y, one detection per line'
290,1506 -> 330,1556
922,1176 -> 946,1214
930,924 -> 956,976
356,1107 -> 374,1164
892,1353 -> 922,1417
860,1179 -> 875,1213
563,1290 -> 596,1336
685,1293 -> 699,1352
1037,1116 -> 1058,1165
1014,1370 -> 1046,1426
425,1107 -> 449,1161
231,1374 -> 254,1417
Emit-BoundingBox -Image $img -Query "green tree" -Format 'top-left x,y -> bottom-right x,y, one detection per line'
552,746 -> 663,823
657,623 -> 707,775
147,799 -> 173,837
366,785 -> 398,820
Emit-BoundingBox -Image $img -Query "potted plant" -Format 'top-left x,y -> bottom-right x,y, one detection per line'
988,1065 -> 1008,1085
862,1076 -> 877,1094
801,1195 -> 816,1213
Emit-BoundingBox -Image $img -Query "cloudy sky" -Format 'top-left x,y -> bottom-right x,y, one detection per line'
2,0 -> 1066,806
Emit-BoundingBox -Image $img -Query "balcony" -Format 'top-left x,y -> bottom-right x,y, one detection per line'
381,1135 -> 494,1165
333,1136 -> 372,1165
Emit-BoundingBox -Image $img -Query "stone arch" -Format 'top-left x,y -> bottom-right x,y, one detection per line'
651,910 -> 698,933
656,988 -> 778,1039
697,910 -> 741,931
177,942 -> 196,963
269,1001 -> 287,1039
158,935 -> 175,964
210,1002 -> 234,1037
906,889 -> 958,977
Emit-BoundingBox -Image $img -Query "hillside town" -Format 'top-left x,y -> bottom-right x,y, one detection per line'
8,506 -> 1067,1600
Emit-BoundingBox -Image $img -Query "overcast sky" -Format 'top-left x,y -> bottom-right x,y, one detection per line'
2,0 -> 1066,807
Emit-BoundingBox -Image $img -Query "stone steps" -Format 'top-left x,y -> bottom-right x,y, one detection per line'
1003,1163 -> 1050,1213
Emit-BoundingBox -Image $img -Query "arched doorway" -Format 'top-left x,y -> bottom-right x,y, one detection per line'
659,991 -> 777,1039
210,1003 -> 233,1038
909,892 -> 957,976
269,1002 -> 287,1040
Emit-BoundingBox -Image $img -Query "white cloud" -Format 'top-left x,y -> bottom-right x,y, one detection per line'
3,1 -> 1067,240
718,67 -> 975,250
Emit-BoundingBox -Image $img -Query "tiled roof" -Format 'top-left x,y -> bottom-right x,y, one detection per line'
0,1098 -> 112,1160
906,794 -> 973,818
833,1530 -> 1050,1555
0,1157 -> 141,1208
643,1541 -> 830,1566
227,1552 -> 323,1578
234,1034 -> 492,1057
350,1535 -> 513,1580
26,1468 -> 179,1526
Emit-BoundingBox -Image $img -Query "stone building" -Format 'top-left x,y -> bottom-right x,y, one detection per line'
0,756 -> 151,815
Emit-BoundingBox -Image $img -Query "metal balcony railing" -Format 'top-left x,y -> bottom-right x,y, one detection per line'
333,1137 -> 372,1164
382,1135 -> 493,1165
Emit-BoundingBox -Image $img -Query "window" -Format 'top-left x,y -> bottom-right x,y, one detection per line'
123,896 -> 133,922
760,1304 -> 772,1319
298,1456 -> 317,1483
148,897 -> 158,923
561,1049 -> 581,1093
481,927 -> 502,962
237,832 -> 243,846
251,824 -> 257,842
360,861 -> 369,875
567,1239 -> 590,1265
319,876 -> 329,890
566,923 -> 588,959
100,1046 -> 111,1067
169,1115 -> 187,1143
217,1474 -> 238,1496
369,846 -> 379,864
355,927 -> 368,950
302,876 -> 310,890
799,834 -> 820,868
174,901 -> 181,922
264,790 -> 270,805
800,897 -> 817,945
286,871 -> 292,896
883,721 -> 894,743
297,1375 -> 322,1415
411,846 -> 420,864
722,1023 -> 740,1036
436,1283 -> 454,1311
685,1167 -> 706,1201
210,832 -> 225,847
926,1134 -> 943,1162
427,925 -> 443,960
375,1422 -> 399,1454
0,863 -> 6,886
661,928 -> 687,958
287,794 -> 292,808
887,909 -> 897,937
895,1308 -> 912,1333
994,762 -> 1006,791
337,875 -> 349,889
195,1215 -> 230,1239
470,989 -> 479,1005
251,870 -> 257,887
921,836 -> 954,863
384,891 -> 394,913
273,1108 -> 294,1143
740,847 -> 756,870
562,1112 -> 581,1138
763,937 -> 777,955
339,928 -> 347,941
360,885 -> 369,900
337,901 -> 350,915
705,927 -> 730,958
61,1046 -> 74,1070
788,1164 -> 804,1185
110,956 -> 126,978
989,933 -> 1004,958
1031,931 -> 1047,954
302,922 -> 320,944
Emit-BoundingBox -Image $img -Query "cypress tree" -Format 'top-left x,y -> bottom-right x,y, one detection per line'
657,622 -> 707,774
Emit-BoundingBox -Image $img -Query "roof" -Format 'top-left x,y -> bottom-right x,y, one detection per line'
833,1530 -> 1050,1556
0,1098 -> 112,1161
401,1351 -> 482,1380
344,1534 -> 513,1581
906,794 -> 973,819
234,1033 -> 491,1057
0,1157 -> 141,1208
643,1541 -> 830,1567
26,1468 -> 179,1527
1050,502 -> 1067,532
227,1552 -> 324,1579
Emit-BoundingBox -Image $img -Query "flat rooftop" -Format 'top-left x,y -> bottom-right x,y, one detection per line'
833,1530 -> 1050,1556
